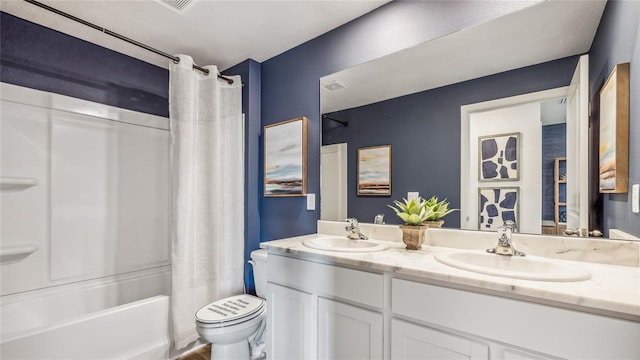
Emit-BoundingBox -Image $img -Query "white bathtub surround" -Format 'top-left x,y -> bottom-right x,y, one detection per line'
169,55 -> 244,349
1,83 -> 170,296
1,83 -> 175,358
263,226 -> 640,321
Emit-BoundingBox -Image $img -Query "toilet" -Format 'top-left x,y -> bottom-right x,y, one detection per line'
195,249 -> 268,359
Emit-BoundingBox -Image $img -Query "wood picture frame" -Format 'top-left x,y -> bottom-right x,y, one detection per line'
599,63 -> 629,193
478,132 -> 520,182
264,117 -> 307,197
357,145 -> 391,196
478,186 -> 519,231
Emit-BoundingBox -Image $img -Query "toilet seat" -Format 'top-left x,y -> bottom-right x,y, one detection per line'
196,294 -> 265,328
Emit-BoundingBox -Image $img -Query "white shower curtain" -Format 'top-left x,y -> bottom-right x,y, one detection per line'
169,55 -> 244,349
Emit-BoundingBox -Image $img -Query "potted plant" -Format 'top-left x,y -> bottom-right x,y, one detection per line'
421,196 -> 457,228
388,197 -> 434,250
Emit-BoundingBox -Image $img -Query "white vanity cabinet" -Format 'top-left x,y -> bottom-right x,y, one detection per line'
392,278 -> 640,360
267,254 -> 384,359
266,252 -> 640,360
318,298 -> 383,359
269,283 -> 314,359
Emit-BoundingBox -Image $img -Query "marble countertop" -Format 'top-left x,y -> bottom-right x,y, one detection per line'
260,233 -> 640,322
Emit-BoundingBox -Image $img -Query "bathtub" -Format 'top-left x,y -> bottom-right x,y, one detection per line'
0,266 -> 186,359
1,295 -> 173,359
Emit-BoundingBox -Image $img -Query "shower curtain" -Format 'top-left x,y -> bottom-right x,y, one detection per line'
169,55 -> 244,349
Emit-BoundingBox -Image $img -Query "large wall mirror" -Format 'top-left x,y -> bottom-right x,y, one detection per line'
319,1 -> 605,236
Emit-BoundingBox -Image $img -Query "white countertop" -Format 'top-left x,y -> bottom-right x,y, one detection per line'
260,232 -> 640,322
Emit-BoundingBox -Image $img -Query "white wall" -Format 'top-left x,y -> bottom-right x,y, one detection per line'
320,143 -> 347,221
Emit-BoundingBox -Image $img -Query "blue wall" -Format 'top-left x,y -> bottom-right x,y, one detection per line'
589,0 -> 640,237
223,59 -> 262,294
541,124 -> 567,222
259,0 -> 545,242
322,58 -> 578,227
0,12 -> 169,117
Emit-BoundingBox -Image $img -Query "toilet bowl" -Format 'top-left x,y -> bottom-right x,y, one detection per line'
195,249 -> 268,359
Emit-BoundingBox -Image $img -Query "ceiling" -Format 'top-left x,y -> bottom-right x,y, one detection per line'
320,0 -> 607,114
0,0 -> 389,70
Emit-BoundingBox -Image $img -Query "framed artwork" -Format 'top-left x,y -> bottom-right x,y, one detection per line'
357,145 -> 391,196
478,132 -> 520,181
599,63 -> 629,193
478,186 -> 519,231
264,117 -> 307,197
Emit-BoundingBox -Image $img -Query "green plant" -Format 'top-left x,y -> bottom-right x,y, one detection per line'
388,197 -> 433,225
423,196 -> 457,221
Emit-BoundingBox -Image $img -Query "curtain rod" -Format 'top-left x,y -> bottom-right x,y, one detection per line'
23,0 -> 235,85
323,115 -> 348,127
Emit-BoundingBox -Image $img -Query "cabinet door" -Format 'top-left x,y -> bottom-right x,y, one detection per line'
318,298 -> 383,360
503,348 -> 560,360
268,283 -> 314,359
391,319 -> 489,360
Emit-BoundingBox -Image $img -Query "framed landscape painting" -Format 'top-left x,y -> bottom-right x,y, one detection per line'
264,117 -> 307,196
357,145 -> 391,196
478,132 -> 520,181
599,63 -> 629,193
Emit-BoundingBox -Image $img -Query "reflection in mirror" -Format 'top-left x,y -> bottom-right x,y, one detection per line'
319,1 -> 605,236
462,97 -> 567,235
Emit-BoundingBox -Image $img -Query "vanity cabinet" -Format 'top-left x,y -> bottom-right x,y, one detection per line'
267,254 -> 384,359
391,318 -> 489,359
267,252 -> 639,359
392,278 -> 640,359
269,283 -> 314,359
318,298 -> 383,359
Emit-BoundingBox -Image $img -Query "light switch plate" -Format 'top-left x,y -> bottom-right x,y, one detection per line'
306,193 -> 315,211
408,192 -> 419,201
632,184 -> 639,213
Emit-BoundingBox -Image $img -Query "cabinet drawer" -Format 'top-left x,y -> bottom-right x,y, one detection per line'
392,278 -> 640,359
268,254 -> 383,308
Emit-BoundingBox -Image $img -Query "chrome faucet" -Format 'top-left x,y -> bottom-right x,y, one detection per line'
487,220 -> 525,256
345,218 -> 368,240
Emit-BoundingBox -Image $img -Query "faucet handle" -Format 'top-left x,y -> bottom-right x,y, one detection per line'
503,220 -> 517,232
345,218 -> 359,225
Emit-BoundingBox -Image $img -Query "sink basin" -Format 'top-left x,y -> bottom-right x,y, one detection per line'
302,236 -> 389,253
434,251 -> 591,282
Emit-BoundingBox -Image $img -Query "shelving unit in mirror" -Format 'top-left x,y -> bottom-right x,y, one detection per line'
554,157 -> 567,235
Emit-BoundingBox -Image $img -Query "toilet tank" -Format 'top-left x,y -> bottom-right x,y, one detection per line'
249,249 -> 268,298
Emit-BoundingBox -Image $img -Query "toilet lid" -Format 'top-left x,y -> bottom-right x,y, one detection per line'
196,294 -> 265,324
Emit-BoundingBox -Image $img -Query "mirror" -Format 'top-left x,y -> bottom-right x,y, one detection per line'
319,1 -> 603,236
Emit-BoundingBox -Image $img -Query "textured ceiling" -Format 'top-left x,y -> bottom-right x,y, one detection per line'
320,0 -> 606,114
1,0 -> 389,70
